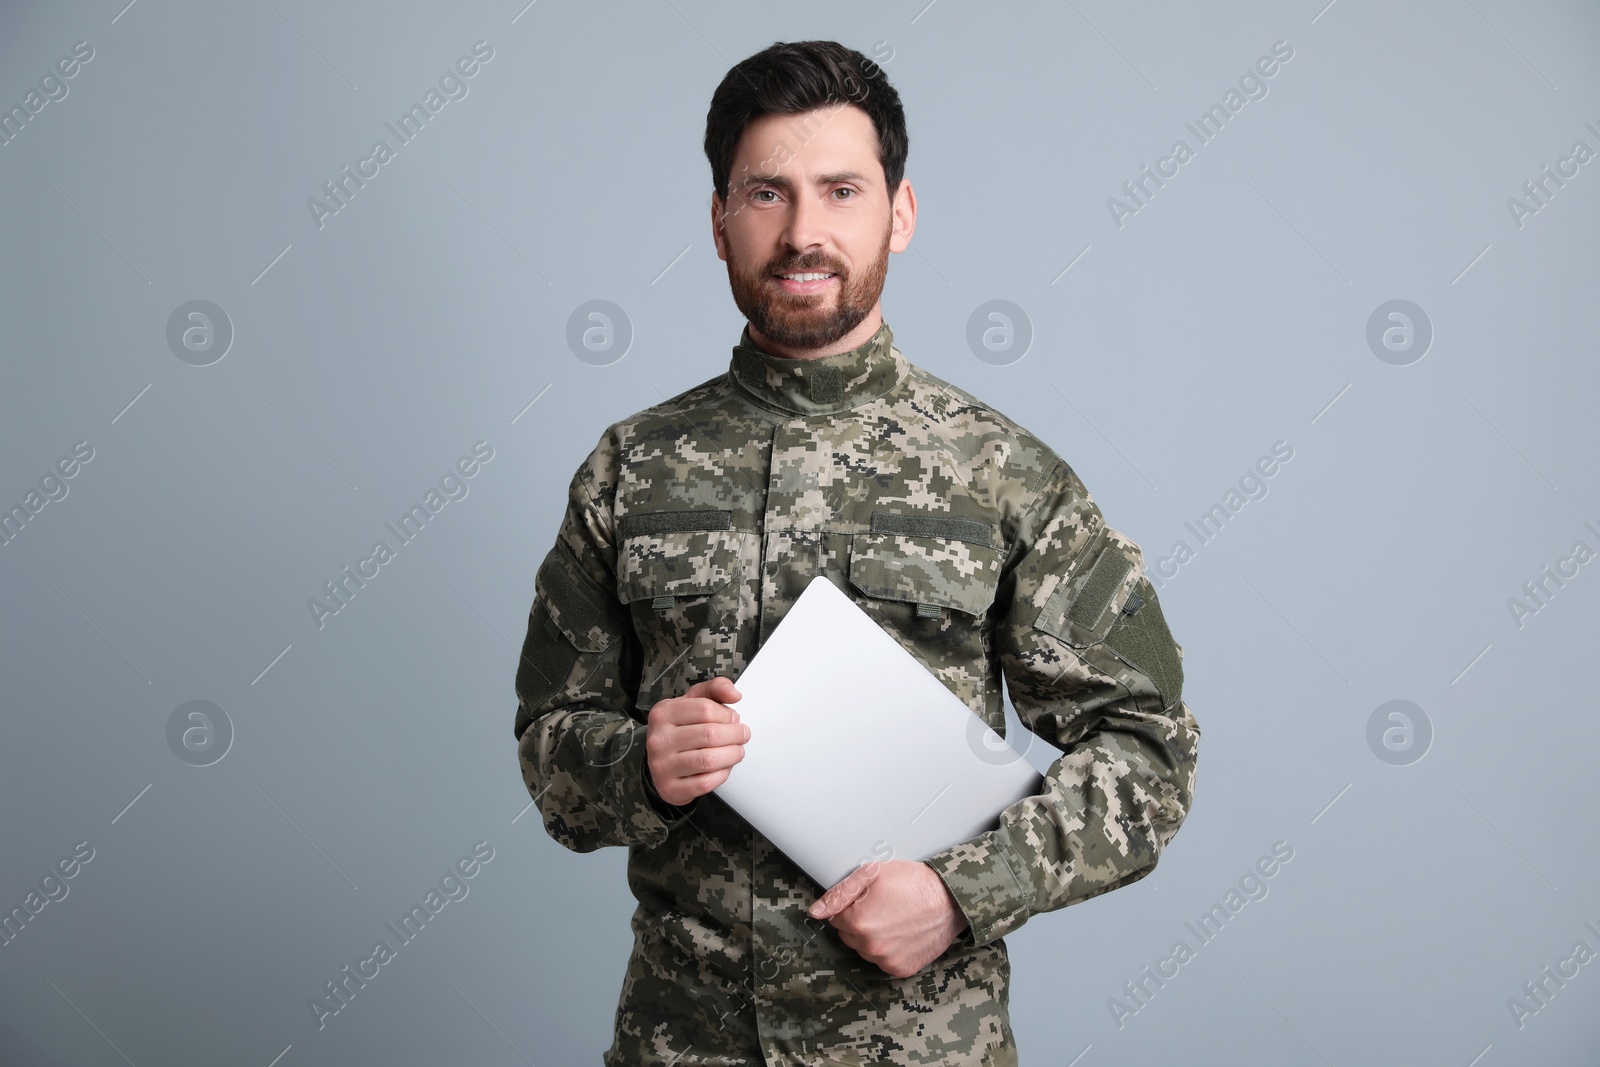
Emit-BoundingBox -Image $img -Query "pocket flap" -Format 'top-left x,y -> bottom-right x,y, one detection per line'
535,546 -> 615,653
1033,527 -> 1144,647
848,530 -> 1004,616
615,520 -> 739,605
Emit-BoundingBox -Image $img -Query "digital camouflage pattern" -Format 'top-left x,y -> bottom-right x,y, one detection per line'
514,321 -> 1200,1065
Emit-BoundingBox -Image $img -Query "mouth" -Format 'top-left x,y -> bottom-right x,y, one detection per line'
772,271 -> 838,295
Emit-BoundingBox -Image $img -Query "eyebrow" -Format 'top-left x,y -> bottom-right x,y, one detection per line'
740,171 -> 872,191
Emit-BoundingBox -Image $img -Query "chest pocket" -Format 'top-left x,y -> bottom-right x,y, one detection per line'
615,509 -> 742,709
847,512 -> 1004,616
846,511 -> 1005,715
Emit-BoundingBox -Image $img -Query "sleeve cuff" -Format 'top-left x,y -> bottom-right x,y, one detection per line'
922,827 -> 1034,946
611,724 -> 698,831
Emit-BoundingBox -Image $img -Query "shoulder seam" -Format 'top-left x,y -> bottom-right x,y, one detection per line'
639,372 -> 729,421
572,447 -> 616,553
1028,457 -> 1065,498
908,363 -> 1061,461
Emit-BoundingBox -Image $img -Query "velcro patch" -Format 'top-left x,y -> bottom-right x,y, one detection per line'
1066,548 -> 1132,633
1033,528 -> 1145,647
536,546 -> 614,653
619,509 -> 732,537
514,599 -> 581,738
870,510 -> 994,547
810,365 -> 845,404
1103,579 -> 1184,710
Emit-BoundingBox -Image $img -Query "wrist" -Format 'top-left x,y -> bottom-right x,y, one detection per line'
922,832 -> 1031,946
641,759 -> 696,819
923,861 -> 969,934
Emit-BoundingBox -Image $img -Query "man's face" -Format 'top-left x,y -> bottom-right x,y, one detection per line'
712,103 -> 915,356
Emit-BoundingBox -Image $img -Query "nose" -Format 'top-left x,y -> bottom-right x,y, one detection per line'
779,188 -> 827,258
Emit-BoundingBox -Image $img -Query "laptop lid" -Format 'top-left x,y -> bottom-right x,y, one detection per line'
715,574 -> 1044,889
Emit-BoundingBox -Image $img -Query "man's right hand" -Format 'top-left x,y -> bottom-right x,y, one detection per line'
645,676 -> 748,807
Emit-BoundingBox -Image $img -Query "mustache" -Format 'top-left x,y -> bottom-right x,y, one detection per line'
769,259 -> 842,275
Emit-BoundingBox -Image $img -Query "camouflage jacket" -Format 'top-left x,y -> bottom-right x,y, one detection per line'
514,321 -> 1199,1066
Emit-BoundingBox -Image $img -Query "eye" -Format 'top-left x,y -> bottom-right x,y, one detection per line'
751,190 -> 778,203
832,187 -> 856,200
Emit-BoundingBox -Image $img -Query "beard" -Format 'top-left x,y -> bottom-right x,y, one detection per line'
724,219 -> 891,352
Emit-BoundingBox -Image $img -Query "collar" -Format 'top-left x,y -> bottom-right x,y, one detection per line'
729,320 -> 906,416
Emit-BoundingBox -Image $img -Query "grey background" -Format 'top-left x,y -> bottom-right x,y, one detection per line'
2,0 -> 1596,1064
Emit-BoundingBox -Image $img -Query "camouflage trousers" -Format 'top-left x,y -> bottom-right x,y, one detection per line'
601,910 -> 1019,1066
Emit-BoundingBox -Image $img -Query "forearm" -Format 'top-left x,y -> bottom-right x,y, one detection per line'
926,700 -> 1197,945
518,704 -> 689,851
924,456 -> 1201,944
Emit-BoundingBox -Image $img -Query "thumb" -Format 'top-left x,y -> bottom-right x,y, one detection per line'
809,861 -> 880,919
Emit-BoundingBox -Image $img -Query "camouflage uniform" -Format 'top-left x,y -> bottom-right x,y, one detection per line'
514,321 -> 1199,1066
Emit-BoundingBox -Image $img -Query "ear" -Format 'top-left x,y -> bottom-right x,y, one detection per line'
710,191 -> 730,262
888,179 -> 916,253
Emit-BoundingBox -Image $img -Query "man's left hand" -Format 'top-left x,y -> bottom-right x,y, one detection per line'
807,860 -> 969,978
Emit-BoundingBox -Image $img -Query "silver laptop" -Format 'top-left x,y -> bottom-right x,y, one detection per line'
714,574 -> 1044,889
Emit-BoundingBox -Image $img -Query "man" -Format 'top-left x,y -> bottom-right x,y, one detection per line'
514,40 -> 1199,1066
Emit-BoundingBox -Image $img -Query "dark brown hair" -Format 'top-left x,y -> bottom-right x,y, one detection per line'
704,40 -> 908,205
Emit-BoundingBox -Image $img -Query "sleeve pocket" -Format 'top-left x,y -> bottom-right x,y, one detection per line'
536,544 -> 615,653
1032,528 -> 1142,647
514,600 -> 581,736
515,544 -> 615,738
